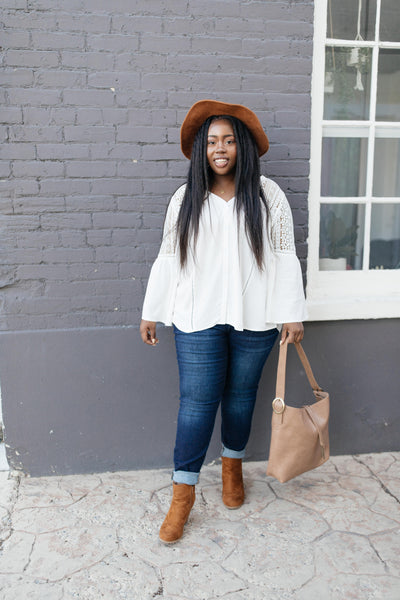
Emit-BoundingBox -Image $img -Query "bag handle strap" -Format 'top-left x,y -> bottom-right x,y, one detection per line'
275,340 -> 322,403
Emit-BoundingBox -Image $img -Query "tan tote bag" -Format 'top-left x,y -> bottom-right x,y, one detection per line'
266,340 -> 330,483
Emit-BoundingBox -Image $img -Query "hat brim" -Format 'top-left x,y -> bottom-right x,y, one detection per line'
180,99 -> 269,159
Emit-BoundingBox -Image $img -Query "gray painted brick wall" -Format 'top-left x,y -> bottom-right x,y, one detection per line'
1,0 -> 313,332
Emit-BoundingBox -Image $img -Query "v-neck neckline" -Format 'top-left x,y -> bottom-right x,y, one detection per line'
209,191 -> 235,203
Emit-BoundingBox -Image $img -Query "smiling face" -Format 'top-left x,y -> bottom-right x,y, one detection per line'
206,118 -> 237,177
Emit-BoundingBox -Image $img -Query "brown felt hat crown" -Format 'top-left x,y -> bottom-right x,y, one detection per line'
180,99 -> 269,159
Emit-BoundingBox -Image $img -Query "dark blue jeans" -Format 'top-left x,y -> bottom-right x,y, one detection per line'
172,324 -> 279,485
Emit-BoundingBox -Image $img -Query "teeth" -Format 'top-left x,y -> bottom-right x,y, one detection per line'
215,159 -> 228,165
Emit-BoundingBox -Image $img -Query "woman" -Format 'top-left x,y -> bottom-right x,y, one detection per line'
140,100 -> 307,544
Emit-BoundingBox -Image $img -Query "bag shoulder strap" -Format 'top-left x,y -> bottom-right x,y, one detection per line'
294,342 -> 322,392
275,341 -> 323,401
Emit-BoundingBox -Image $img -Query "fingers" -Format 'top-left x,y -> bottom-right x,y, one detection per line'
139,320 -> 159,346
280,322 -> 304,345
295,325 -> 304,343
144,328 -> 159,346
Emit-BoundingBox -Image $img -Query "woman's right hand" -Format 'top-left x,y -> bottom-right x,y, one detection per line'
140,319 -> 159,346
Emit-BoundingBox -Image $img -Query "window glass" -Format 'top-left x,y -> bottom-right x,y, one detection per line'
376,50 -> 400,121
321,137 -> 368,197
370,204 -> 400,269
373,138 -> 400,196
319,203 -> 365,270
379,0 -> 400,42
324,47 -> 372,120
326,0 -> 376,40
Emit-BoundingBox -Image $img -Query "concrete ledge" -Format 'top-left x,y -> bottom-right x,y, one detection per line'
0,320 -> 399,476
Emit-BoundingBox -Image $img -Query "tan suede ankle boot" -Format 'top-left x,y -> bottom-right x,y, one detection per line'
159,482 -> 195,544
221,456 -> 245,509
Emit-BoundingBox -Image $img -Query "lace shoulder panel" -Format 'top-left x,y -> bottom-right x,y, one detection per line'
158,184 -> 186,257
261,176 -> 295,253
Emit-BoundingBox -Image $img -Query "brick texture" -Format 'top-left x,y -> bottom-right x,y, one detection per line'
0,0 -> 313,331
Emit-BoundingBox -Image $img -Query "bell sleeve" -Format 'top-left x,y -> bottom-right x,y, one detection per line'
263,177 -> 308,324
141,185 -> 185,325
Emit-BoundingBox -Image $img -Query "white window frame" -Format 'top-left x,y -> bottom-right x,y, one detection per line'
306,0 -> 400,320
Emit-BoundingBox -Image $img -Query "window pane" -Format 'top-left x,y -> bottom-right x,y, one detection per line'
319,203 -> 365,270
324,47 -> 371,120
370,204 -> 400,269
376,49 -> 400,121
380,0 -> 400,42
321,137 -> 368,197
373,138 -> 400,196
327,0 -> 376,40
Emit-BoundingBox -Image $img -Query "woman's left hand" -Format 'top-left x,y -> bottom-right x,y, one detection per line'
280,322 -> 304,345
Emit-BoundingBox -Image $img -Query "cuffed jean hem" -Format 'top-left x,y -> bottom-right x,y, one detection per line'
173,470 -> 199,485
221,445 -> 246,459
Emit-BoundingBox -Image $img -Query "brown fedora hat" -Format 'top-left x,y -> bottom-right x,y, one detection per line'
180,99 -> 269,159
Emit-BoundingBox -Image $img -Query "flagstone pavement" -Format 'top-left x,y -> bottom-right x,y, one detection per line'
0,452 -> 399,600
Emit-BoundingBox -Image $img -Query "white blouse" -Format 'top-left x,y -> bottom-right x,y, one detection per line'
142,175 -> 307,332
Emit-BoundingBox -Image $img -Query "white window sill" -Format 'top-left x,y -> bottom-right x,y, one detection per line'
306,296 -> 400,321
306,268 -> 400,321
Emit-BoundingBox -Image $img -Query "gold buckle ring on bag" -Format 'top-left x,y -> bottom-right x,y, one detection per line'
272,397 -> 285,414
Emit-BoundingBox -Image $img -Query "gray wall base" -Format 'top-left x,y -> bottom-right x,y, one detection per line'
1,320 -> 399,477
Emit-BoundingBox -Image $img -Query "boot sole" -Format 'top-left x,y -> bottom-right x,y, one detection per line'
159,535 -> 182,545
223,501 -> 244,510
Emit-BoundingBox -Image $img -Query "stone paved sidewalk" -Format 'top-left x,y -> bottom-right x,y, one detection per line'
0,452 -> 399,600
